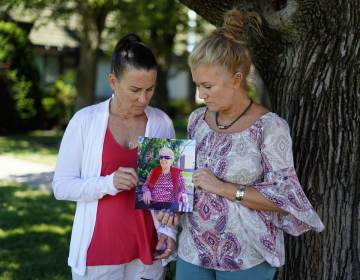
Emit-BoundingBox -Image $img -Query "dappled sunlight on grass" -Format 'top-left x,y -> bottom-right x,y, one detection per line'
39,244 -> 51,253
0,180 -> 73,279
29,224 -> 71,235
0,131 -> 62,165
0,227 -> 25,238
14,189 -> 49,199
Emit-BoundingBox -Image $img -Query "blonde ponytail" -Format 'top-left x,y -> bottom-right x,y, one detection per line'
189,8 -> 261,78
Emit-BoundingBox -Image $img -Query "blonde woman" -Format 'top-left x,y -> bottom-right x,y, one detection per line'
159,9 -> 324,280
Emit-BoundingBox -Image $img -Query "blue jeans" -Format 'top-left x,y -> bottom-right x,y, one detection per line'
176,257 -> 276,280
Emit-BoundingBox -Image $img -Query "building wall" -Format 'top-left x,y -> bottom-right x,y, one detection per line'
95,57 -> 113,99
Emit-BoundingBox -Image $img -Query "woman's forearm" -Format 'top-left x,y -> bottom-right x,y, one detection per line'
217,182 -> 288,215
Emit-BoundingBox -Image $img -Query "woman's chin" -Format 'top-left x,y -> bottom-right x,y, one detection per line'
161,167 -> 170,173
206,103 -> 219,112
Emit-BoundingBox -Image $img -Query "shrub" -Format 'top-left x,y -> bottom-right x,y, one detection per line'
42,70 -> 76,129
0,20 -> 43,132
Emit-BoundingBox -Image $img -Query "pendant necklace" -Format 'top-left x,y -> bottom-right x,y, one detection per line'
215,99 -> 253,130
128,139 -> 138,149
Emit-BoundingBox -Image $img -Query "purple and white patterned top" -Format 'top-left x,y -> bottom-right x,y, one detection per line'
178,107 -> 324,271
142,171 -> 185,203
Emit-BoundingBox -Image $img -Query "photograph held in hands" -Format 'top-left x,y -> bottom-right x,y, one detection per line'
135,136 -> 196,212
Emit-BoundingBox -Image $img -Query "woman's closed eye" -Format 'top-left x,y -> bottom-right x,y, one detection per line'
194,83 -> 211,89
146,87 -> 154,93
201,83 -> 212,89
130,87 -> 141,93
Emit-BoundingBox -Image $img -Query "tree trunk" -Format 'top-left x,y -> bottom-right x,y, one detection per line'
75,43 -> 98,109
180,0 -> 360,279
152,65 -> 170,112
75,3 -> 108,110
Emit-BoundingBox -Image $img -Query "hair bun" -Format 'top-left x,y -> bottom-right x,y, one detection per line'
120,33 -> 142,44
111,33 -> 157,78
115,33 -> 142,53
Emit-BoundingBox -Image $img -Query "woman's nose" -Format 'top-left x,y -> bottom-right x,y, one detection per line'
138,92 -> 147,104
198,90 -> 207,100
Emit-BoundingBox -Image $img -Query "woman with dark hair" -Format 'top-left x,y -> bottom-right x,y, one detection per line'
53,33 -> 176,280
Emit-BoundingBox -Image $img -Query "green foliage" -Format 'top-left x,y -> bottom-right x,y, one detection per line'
107,0 -> 190,61
7,70 -> 36,119
3,1 -> 207,114
0,20 -> 43,132
42,70 -> 76,129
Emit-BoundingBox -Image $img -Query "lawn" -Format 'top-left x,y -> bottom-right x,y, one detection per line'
0,181 -> 177,280
0,131 -> 62,166
0,180 -> 74,280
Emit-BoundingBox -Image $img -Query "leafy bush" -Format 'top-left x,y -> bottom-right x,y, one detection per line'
0,20 -> 43,132
42,70 -> 76,129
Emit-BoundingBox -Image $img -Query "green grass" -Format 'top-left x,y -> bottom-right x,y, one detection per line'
0,181 -> 177,280
0,180 -> 74,280
0,131 -> 62,166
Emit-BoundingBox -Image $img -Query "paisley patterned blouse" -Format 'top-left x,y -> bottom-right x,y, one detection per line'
178,107 -> 325,271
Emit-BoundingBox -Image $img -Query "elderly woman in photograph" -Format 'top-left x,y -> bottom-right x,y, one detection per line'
142,147 -> 186,211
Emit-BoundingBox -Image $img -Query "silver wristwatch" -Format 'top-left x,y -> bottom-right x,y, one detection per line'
235,185 -> 246,201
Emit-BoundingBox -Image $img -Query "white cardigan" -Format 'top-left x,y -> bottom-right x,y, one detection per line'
52,98 -> 177,276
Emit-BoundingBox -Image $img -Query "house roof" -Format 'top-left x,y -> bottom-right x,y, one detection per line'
9,7 -> 80,49
29,21 -> 79,49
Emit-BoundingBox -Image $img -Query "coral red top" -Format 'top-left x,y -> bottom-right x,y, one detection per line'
86,127 -> 157,266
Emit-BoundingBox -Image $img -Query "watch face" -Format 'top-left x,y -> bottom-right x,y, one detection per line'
235,190 -> 241,201
235,187 -> 245,201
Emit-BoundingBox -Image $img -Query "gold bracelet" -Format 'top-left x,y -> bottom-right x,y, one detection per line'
235,185 -> 246,201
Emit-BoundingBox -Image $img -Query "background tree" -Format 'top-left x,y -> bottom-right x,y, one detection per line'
1,0 -> 204,112
48,0 -> 127,110
179,0 -> 360,279
108,0 -> 203,111
1,0 -> 130,110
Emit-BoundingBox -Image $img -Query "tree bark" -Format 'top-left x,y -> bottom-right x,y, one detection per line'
153,65 -> 170,111
75,41 -> 98,109
147,0 -> 180,112
180,0 -> 360,279
75,2 -> 108,110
